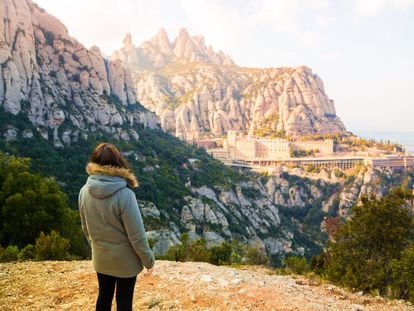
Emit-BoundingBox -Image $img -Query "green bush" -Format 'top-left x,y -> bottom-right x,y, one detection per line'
390,245 -> 414,302
163,233 -> 191,262
209,242 -> 232,265
244,243 -> 268,265
189,239 -> 210,262
19,244 -> 35,260
230,251 -> 242,265
324,188 -> 414,294
0,151 -> 87,257
162,236 -> 271,267
283,256 -> 309,275
34,231 -> 70,260
0,245 -> 19,262
310,252 -> 327,275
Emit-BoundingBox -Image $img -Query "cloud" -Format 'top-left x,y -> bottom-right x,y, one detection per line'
178,0 -> 335,59
248,0 -> 334,50
392,0 -> 414,9
179,0 -> 249,54
354,0 -> 414,17
249,0 -> 331,32
354,0 -> 387,17
34,0 -> 188,54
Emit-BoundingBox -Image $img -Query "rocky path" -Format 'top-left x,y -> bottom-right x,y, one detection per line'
0,260 -> 413,310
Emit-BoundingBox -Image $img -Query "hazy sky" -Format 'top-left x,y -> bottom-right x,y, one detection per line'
35,0 -> 414,133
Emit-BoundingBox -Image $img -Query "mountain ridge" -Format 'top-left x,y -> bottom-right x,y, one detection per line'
112,31 -> 346,140
0,0 -> 159,148
1,0 -> 408,264
113,28 -> 235,70
0,0 -> 327,259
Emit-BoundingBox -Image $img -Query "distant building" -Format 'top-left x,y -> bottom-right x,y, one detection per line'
214,130 -> 333,161
291,140 -> 334,154
208,149 -> 230,161
195,140 -> 217,149
366,155 -> 414,171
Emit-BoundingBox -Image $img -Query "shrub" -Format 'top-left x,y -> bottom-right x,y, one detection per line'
49,70 -> 57,78
58,54 -> 64,64
0,245 -> 19,262
230,251 -> 242,265
44,30 -> 55,45
189,239 -> 210,262
163,233 -> 191,262
19,244 -> 35,260
209,242 -> 232,265
0,151 -> 86,257
34,231 -> 70,260
310,252 -> 327,275
390,245 -> 414,302
284,256 -> 309,275
324,188 -> 414,294
245,243 -> 268,265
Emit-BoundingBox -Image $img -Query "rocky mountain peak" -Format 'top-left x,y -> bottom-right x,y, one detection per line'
123,33 -> 134,48
150,28 -> 172,55
113,28 -> 235,70
0,0 -> 159,147
112,28 -> 345,140
173,28 -> 190,46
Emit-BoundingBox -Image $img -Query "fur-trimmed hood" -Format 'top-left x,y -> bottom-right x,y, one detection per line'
86,162 -> 139,189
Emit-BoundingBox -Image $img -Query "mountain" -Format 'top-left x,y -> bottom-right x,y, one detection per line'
0,0 -> 158,148
0,0 -> 324,259
112,31 -> 346,141
113,28 -> 234,70
1,0 -> 410,263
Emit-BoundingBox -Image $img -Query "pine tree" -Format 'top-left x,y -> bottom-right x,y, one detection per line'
325,188 -> 414,293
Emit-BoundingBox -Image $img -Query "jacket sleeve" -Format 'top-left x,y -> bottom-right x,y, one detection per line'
120,189 -> 155,269
78,188 -> 91,245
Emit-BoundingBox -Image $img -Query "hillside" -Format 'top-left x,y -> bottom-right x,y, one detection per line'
0,0 -> 159,147
1,260 -> 412,311
1,0 -> 413,263
0,0 -> 325,258
112,30 -> 346,140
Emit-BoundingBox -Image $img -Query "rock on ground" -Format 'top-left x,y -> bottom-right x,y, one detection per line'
0,260 -> 413,310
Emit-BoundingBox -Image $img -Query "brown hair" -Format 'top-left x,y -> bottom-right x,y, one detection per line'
90,143 -> 129,169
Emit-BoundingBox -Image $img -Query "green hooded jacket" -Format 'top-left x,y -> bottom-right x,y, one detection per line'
79,163 -> 154,278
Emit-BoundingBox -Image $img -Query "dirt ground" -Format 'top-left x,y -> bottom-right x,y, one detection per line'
0,260 -> 413,310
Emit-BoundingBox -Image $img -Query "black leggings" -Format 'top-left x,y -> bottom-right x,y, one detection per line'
96,273 -> 137,311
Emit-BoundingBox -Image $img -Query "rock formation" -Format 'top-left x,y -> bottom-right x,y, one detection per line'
0,0 -> 159,147
141,163 -> 400,256
0,0 -> 320,258
0,0 -> 396,260
113,32 -> 345,141
113,28 -> 234,71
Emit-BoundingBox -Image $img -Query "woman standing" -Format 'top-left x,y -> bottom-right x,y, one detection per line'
79,143 -> 154,311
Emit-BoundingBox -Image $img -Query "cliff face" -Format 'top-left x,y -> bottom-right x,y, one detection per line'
139,161 -> 403,257
112,31 -> 346,140
0,0 -> 159,147
0,0 -> 319,258
113,28 -> 234,70
0,0 -> 402,261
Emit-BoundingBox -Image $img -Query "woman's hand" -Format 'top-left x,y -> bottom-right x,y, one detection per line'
144,267 -> 154,276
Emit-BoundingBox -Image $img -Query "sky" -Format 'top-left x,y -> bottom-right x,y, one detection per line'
34,0 -> 414,134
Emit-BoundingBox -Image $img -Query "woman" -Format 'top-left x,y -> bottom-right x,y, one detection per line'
79,143 -> 154,311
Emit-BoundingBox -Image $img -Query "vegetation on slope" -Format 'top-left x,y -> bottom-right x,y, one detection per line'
0,151 -> 85,258
311,189 -> 414,302
1,107 -> 321,261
